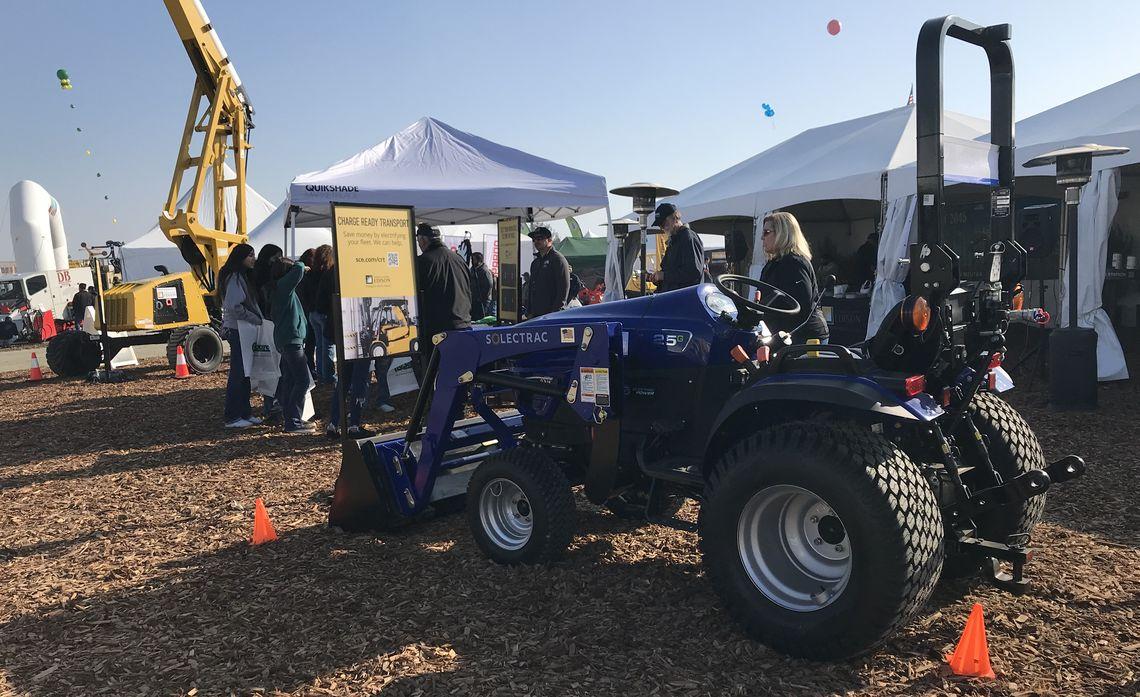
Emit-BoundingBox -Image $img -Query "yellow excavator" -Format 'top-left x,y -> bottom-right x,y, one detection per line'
46,0 -> 252,377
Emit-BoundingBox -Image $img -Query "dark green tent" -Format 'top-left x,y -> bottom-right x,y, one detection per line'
555,237 -> 609,284
556,238 -> 611,271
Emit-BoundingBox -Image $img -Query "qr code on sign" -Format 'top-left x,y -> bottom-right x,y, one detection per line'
387,252 -> 399,267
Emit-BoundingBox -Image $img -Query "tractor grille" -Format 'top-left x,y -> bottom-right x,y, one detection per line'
102,294 -> 131,329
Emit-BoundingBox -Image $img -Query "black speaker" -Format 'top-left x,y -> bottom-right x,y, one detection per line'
1049,327 -> 1097,410
1017,203 -> 1061,280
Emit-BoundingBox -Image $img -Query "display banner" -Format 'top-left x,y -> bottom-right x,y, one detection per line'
330,203 -> 418,360
497,217 -> 521,324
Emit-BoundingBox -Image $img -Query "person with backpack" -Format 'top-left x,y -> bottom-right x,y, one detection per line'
270,256 -> 314,433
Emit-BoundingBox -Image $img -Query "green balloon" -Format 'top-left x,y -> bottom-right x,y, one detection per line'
56,68 -> 69,80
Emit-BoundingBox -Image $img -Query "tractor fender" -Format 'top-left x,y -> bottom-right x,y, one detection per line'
704,374 -> 942,469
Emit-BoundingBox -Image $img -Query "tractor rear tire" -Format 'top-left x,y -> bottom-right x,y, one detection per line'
700,421 -> 944,660
45,330 -> 102,378
467,449 -> 576,564
942,391 -> 1049,579
167,324 -> 224,375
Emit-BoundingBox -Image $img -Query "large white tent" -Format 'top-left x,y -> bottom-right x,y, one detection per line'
286,117 -> 609,229
665,105 -> 989,224
1010,73 -> 1140,381
120,166 -> 275,281
1016,73 -> 1140,177
248,200 -> 332,256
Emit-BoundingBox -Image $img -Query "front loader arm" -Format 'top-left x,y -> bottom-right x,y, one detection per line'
160,0 -> 254,295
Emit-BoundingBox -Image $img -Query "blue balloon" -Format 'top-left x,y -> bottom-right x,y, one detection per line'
762,103 -> 775,117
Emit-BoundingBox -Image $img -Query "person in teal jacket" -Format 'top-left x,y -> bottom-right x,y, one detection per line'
270,257 -> 314,433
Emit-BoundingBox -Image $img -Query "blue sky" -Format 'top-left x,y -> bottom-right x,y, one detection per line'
1,0 -> 1138,259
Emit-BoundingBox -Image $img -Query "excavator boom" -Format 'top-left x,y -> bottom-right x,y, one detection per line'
160,0 -> 253,296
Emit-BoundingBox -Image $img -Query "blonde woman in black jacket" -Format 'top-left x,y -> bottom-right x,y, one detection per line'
758,212 -> 829,343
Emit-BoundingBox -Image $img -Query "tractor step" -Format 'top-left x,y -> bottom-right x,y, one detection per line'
639,458 -> 703,486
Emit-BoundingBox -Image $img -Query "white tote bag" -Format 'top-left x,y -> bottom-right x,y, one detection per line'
244,320 -> 281,397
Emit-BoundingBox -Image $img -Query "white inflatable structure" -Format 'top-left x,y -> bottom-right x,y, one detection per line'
9,180 -> 69,272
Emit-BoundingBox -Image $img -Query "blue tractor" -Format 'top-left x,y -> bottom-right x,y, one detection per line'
330,16 -> 1084,660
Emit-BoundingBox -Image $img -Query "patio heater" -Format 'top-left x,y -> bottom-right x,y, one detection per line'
1023,143 -> 1129,410
610,183 -> 678,295
604,216 -> 640,299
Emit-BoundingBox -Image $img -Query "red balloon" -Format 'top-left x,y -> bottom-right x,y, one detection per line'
827,19 -> 842,36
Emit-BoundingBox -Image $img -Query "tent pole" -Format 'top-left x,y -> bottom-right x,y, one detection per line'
288,207 -> 297,258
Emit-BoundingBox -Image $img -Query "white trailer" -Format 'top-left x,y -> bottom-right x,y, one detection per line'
0,267 -> 95,343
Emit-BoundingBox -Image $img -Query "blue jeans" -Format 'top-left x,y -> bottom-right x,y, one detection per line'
372,357 -> 392,405
309,312 -> 335,383
224,329 -> 252,423
329,359 -> 370,428
277,345 -> 310,430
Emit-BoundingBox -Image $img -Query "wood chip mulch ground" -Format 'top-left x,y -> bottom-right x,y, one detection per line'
0,357 -> 1136,696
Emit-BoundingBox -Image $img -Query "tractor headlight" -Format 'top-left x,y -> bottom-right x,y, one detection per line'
703,291 -> 738,322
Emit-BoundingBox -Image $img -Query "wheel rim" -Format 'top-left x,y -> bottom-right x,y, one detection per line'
736,484 -> 851,612
478,477 -> 532,551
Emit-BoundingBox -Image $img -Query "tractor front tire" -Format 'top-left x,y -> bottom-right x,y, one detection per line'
45,330 -> 102,378
700,421 -> 944,660
467,449 -> 576,564
942,391 -> 1049,579
167,325 -> 224,374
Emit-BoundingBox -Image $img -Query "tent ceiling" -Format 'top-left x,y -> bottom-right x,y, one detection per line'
288,117 -> 609,228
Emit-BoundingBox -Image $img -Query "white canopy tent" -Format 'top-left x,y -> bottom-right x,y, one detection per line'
120,165 -> 275,281
286,117 -> 610,231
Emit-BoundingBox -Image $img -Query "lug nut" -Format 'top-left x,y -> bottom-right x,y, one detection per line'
835,545 -> 845,552
813,537 -> 823,545
809,515 -> 819,523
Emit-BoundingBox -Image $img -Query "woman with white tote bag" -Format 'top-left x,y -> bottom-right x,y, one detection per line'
219,243 -> 265,429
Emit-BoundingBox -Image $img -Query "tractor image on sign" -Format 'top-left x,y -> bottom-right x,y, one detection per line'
365,299 -> 417,358
328,16 -> 1086,660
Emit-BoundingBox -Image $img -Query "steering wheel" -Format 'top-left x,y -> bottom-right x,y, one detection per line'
714,274 -> 801,317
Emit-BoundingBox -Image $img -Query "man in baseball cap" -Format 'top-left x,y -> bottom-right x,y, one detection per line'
526,226 -> 570,318
652,203 -> 705,292
413,221 -> 471,381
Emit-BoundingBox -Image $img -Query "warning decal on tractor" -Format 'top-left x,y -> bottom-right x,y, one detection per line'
579,367 -> 610,406
580,367 -> 595,403
594,367 -> 610,406
560,327 -> 575,343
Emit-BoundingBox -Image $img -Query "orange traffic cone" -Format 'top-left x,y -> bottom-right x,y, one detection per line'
173,345 -> 191,379
946,603 -> 996,679
251,498 -> 278,545
28,352 -> 43,382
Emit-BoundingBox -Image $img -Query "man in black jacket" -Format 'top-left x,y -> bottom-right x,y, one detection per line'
71,283 -> 94,327
468,252 -> 494,319
414,224 -> 471,379
525,226 -> 569,318
652,203 -> 706,292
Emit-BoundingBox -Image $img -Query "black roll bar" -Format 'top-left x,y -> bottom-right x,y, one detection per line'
914,16 -> 1015,257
